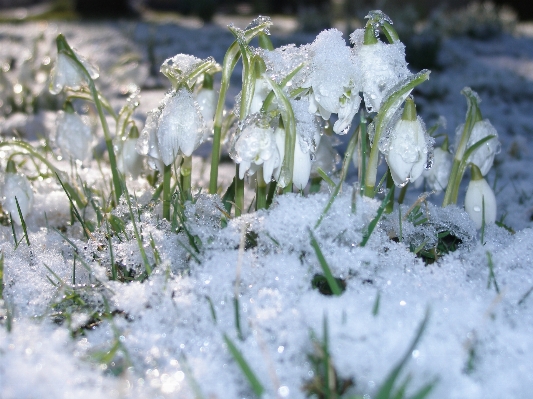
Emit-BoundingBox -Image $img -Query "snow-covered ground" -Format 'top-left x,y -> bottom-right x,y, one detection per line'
0,14 -> 533,399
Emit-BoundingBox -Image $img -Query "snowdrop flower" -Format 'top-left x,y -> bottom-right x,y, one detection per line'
1,161 -> 33,226
303,29 -> 360,134
156,88 -> 208,165
49,46 -> 99,95
137,108 -> 165,173
422,146 -> 452,192
465,164 -> 497,229
117,126 -> 143,179
350,27 -> 410,113
231,116 -> 280,182
385,98 -> 429,187
196,87 -> 216,125
54,109 -> 93,163
291,99 -> 322,189
457,119 -> 500,176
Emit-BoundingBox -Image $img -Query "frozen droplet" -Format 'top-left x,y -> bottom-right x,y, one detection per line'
473,206 -> 481,212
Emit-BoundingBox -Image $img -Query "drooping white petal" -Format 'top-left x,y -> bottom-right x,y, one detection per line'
334,92 -> 361,134
49,51 -> 99,95
1,172 -> 34,226
465,178 -> 497,229
55,111 -> 92,162
231,119 -> 279,180
303,29 -> 359,120
118,138 -> 144,179
292,139 -> 312,190
386,117 -> 428,187
157,89 -> 206,164
137,108 -> 165,172
195,88 -> 217,123
350,29 -> 410,113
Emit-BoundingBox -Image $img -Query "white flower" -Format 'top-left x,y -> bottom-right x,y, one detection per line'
156,88 -> 207,165
54,110 -> 93,163
422,147 -> 452,192
195,87 -> 217,125
386,116 -> 428,187
118,137 -> 143,179
137,108 -> 165,173
465,167 -> 497,229
457,119 -> 500,176
350,29 -> 410,113
303,29 -> 360,134
231,119 -> 280,183
1,167 -> 33,226
292,138 -> 313,190
49,51 -> 99,95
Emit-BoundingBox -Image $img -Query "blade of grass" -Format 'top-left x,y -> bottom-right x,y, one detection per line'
309,229 -> 343,296
375,309 -> 431,399
55,173 -> 90,240
15,197 -> 31,246
360,187 -> 394,247
223,334 -> 265,397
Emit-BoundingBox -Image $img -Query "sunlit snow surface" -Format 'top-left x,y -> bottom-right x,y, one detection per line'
0,19 -> 533,399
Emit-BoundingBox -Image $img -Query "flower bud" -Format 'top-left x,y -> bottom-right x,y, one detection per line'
385,99 -> 429,187
54,110 -> 93,163
464,164 -> 497,229
157,88 -> 207,164
49,50 -> 99,95
118,126 -> 143,179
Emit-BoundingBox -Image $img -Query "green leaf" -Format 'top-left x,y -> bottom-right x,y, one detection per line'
223,334 -> 265,397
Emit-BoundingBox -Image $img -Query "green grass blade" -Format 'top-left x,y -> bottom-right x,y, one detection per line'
309,229 -> 343,296
15,197 -> 31,246
223,334 -> 265,397
360,187 -> 394,247
55,173 -> 90,240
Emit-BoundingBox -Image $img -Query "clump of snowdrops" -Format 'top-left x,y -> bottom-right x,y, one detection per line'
3,12 -> 499,235
0,10 -> 505,398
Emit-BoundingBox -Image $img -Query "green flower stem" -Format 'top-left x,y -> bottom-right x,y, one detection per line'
359,110 -> 368,196
442,88 -> 482,207
235,165 -> 244,217
265,78 -> 296,189
163,163 -> 172,221
56,34 -> 122,204
363,70 -> 430,198
209,20 -> 272,194
255,171 -> 267,210
180,155 -> 192,202
397,182 -> 409,205
385,169 -> 395,214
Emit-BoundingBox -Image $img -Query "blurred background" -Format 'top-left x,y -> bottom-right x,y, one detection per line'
0,0 -> 531,23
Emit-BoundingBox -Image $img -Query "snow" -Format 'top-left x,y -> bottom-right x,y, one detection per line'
0,14 -> 533,399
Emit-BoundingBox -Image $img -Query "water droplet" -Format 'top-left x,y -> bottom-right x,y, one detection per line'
473,206 -> 481,212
